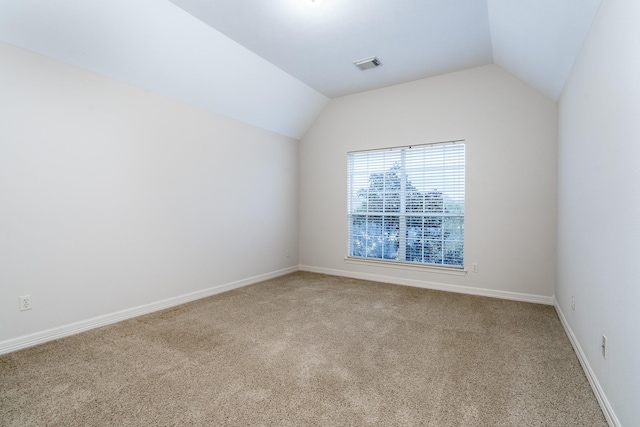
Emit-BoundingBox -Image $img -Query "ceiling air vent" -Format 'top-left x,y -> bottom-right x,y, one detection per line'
354,57 -> 382,71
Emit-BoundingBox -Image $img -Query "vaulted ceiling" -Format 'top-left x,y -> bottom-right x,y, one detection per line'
0,0 -> 602,138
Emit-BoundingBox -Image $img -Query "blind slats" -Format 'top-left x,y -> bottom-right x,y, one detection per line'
347,142 -> 465,267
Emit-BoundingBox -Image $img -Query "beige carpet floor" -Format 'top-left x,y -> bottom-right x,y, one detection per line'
1,272 -> 606,426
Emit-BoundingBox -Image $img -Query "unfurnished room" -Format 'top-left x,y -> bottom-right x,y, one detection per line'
0,0 -> 638,425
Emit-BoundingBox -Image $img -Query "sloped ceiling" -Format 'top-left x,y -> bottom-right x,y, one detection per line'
488,0 -> 602,100
0,0 -> 328,139
170,0 -> 494,99
0,0 -> 602,138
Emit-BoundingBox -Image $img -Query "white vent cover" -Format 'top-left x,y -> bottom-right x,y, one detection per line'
354,57 -> 382,71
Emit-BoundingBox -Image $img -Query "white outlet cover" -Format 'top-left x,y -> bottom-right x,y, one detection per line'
19,295 -> 32,311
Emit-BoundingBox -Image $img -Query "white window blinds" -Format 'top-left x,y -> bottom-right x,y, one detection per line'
347,141 -> 465,267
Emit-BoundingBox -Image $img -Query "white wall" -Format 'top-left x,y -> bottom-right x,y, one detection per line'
557,0 -> 640,425
299,64 -> 558,302
0,42 -> 299,348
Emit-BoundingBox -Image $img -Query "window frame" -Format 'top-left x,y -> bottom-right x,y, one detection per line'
346,140 -> 466,271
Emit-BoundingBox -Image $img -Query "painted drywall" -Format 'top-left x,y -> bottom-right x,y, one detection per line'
557,0 -> 640,424
0,0 -> 328,140
299,64 -> 557,301
0,42 -> 299,345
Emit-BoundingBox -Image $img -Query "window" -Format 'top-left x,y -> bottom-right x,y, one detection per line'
347,141 -> 465,268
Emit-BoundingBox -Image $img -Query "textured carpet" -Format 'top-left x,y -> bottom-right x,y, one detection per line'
1,272 -> 606,426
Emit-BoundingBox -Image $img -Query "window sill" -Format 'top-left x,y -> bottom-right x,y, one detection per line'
344,257 -> 467,276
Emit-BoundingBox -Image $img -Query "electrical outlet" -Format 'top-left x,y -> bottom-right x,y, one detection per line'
571,296 -> 575,311
601,334 -> 607,359
19,295 -> 32,311
472,263 -> 478,273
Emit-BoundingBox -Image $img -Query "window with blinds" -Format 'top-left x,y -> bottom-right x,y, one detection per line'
347,141 -> 465,268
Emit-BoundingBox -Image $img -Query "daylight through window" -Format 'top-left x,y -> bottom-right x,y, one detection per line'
347,141 -> 465,268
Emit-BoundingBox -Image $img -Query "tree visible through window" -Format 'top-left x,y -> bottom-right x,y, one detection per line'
347,142 -> 465,267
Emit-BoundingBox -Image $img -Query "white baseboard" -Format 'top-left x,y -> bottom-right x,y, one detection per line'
0,266 -> 298,356
299,264 -> 553,305
554,299 -> 620,427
